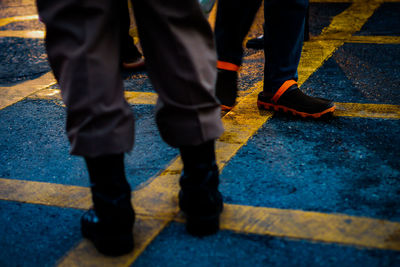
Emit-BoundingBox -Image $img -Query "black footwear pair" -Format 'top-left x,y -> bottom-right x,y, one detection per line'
81,148 -> 223,256
216,69 -> 335,118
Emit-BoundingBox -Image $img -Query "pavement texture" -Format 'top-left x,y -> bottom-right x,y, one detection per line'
0,0 -> 400,266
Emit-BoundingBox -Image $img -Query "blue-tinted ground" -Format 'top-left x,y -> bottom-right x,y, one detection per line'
0,200 -> 82,267
308,3 -> 351,36
220,116 -> 400,221
356,3 -> 400,36
134,222 -> 400,267
302,44 -> 400,105
0,99 -> 178,188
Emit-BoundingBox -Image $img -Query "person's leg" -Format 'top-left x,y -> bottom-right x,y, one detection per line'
246,5 -> 310,49
215,0 -> 262,66
214,0 -> 262,110
132,0 -> 224,235
258,0 -> 335,118
37,0 -> 135,255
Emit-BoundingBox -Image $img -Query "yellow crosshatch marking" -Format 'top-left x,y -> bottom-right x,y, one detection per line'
1,0 -> 400,265
0,72 -> 57,110
0,15 -> 39,27
346,36 -> 400,44
0,30 -> 44,38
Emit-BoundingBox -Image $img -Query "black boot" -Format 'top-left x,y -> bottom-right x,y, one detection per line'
179,141 -> 223,236
82,154 -> 135,256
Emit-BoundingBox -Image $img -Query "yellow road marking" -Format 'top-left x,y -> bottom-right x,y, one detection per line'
2,178 -> 400,253
0,30 -> 44,38
125,92 -> 157,105
0,178 -> 91,210
0,15 -> 38,27
335,102 -> 400,119
28,89 -> 159,105
346,36 -> 400,44
219,204 -> 400,251
0,72 -> 57,110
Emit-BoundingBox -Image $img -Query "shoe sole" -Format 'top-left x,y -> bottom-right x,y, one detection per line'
81,226 -> 134,256
221,105 -> 233,112
257,100 -> 336,118
185,213 -> 221,237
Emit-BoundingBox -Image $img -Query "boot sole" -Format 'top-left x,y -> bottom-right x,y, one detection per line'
185,213 -> 221,237
81,226 -> 134,256
257,100 -> 336,118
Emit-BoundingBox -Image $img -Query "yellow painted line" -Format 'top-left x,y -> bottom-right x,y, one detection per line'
28,89 -> 158,105
2,177 -> 400,253
335,102 -> 400,119
207,0 -> 218,31
218,204 -> 400,251
0,15 -> 39,27
125,91 -> 157,105
0,72 -> 57,110
346,36 -> 400,44
0,178 -> 91,210
0,30 -> 44,38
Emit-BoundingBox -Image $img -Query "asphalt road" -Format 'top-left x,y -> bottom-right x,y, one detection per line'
0,0 -> 400,266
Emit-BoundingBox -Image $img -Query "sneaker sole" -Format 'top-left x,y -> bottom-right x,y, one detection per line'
221,104 -> 233,112
257,100 -> 336,118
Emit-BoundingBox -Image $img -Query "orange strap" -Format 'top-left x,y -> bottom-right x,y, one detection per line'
271,80 -> 297,103
217,61 -> 240,72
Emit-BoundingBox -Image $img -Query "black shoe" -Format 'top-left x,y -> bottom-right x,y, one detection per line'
179,162 -> 223,236
81,209 -> 134,256
246,35 -> 264,49
216,69 -> 238,111
257,80 -> 335,118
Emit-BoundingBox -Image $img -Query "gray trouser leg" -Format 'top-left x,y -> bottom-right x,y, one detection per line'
37,0 -> 135,157
132,0 -> 224,147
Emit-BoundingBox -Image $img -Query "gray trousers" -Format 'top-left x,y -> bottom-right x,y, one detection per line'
37,0 -> 223,157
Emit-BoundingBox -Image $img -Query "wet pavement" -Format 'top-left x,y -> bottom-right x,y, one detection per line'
0,0 -> 400,266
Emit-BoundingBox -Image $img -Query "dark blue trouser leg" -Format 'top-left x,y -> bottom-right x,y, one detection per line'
263,0 -> 308,92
